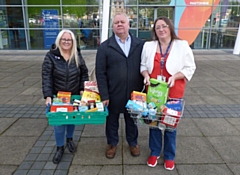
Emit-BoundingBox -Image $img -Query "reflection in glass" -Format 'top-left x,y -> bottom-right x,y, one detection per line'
62,0 -> 99,5
27,0 -> 60,5
3,7 -> 24,28
26,7 -> 62,28
139,0 -> 171,5
0,0 -> 22,5
28,30 -> 44,49
0,29 -> 26,49
62,7 -> 99,28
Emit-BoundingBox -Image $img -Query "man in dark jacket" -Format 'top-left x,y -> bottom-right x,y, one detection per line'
95,12 -> 144,159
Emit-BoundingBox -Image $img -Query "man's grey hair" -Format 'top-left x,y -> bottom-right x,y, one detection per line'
112,12 -> 130,25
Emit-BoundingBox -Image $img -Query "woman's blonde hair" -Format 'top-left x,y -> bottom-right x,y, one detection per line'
55,29 -> 79,67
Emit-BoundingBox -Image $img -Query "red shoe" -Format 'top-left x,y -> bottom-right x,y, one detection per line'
147,156 -> 160,167
164,160 -> 175,170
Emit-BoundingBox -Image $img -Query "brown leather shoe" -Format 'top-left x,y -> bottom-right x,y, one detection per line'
105,144 -> 117,159
130,145 -> 140,157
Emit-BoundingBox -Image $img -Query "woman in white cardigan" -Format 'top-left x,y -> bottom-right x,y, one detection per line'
141,16 -> 196,170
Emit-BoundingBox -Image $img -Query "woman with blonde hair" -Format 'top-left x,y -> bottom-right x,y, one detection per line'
42,29 -> 89,164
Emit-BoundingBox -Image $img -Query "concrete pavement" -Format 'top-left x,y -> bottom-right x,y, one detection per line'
1,49 -> 240,175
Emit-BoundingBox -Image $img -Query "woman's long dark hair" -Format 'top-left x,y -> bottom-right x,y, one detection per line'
152,16 -> 180,41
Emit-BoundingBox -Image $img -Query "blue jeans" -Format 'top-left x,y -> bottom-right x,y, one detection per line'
54,125 -> 75,146
149,128 -> 177,160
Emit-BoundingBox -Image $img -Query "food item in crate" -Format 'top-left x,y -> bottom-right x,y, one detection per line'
50,105 -> 74,112
88,100 -> 96,109
131,91 -> 147,109
73,99 -> 81,106
81,81 -> 101,103
166,99 -> 183,111
145,102 -> 157,121
163,107 -> 181,117
86,107 -> 98,112
148,121 -> 158,127
160,115 -> 180,128
126,100 -> 148,114
161,103 -> 182,128
78,106 -> 89,112
96,102 -> 104,111
57,91 -> 71,104
142,114 -> 153,124
147,78 -> 169,112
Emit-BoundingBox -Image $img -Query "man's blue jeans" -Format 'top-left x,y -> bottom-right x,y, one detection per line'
149,128 -> 177,160
54,125 -> 75,146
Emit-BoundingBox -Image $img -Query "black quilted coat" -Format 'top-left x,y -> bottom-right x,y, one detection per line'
42,44 -> 89,99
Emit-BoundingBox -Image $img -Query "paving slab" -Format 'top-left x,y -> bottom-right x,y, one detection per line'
72,137 -> 123,165
177,164 -> 234,175
0,136 -> 38,165
68,165 -> 105,175
192,118 -> 240,136
0,118 -> 18,134
124,165 -> 178,175
0,165 -> 18,175
2,118 -> 47,137
176,136 -> 223,164
177,118 -> 203,137
207,136 -> 240,163
226,163 -> 240,175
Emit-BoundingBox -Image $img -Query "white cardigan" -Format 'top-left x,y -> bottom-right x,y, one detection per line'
140,40 -> 196,81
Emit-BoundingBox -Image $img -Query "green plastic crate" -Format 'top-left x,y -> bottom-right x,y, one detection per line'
46,95 -> 108,126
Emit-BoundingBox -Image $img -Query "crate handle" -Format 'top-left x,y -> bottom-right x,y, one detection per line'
104,106 -> 108,112
46,103 -> 51,115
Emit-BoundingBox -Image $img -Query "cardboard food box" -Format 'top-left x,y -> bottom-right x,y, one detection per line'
131,91 -> 147,108
57,91 -> 71,104
81,81 -> 101,103
50,105 -> 74,112
160,115 -> 180,128
160,107 -> 182,128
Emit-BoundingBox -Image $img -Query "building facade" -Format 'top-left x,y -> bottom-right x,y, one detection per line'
0,0 -> 239,50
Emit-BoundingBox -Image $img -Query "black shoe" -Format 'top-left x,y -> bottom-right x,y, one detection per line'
52,146 -> 64,164
66,138 -> 76,153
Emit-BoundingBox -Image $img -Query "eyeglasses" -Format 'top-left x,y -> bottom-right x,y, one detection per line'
61,38 -> 73,43
155,25 -> 169,30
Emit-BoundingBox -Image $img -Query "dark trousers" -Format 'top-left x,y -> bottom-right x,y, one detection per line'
106,111 -> 138,146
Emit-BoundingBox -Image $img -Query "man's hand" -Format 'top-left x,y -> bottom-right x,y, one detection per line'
102,100 -> 109,106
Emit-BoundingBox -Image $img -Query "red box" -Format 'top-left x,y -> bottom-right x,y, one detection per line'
160,115 -> 180,128
161,107 -> 182,128
163,107 -> 181,117
50,105 -> 74,112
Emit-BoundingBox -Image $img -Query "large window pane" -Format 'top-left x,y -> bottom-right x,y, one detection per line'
26,7 -> 62,28
62,6 -> 99,28
28,29 -> 44,49
0,7 -> 24,28
26,0 -> 60,5
0,29 -> 26,49
139,0 -> 171,5
62,0 -> 99,5
0,0 -> 22,5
